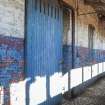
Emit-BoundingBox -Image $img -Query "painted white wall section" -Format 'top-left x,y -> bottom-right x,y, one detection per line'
0,0 -> 24,38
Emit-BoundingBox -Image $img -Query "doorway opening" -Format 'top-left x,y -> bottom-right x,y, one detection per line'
88,24 -> 95,62
62,5 -> 75,74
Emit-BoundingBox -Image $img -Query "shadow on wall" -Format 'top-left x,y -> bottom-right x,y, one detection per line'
25,62 -> 105,105
1,36 -> 104,105
8,61 -> 105,105
25,66 -> 63,105
26,76 -> 52,105
70,62 -> 105,89
24,43 -> 105,105
1,35 -> 105,105
9,44 -> 105,105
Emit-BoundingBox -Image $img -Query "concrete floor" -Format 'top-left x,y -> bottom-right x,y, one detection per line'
62,77 -> 105,105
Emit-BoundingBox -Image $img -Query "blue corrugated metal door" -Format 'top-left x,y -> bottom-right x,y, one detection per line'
26,0 -> 63,105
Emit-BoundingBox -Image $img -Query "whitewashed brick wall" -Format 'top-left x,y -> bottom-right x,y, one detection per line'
0,0 -> 24,38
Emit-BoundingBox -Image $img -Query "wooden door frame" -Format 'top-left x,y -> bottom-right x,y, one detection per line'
25,0 -> 27,76
62,1 -> 75,69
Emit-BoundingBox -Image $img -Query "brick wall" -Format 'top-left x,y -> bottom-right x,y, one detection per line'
0,0 -> 24,105
62,0 -> 105,68
0,0 -> 105,105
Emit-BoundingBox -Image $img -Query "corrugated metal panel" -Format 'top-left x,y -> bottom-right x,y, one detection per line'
26,0 -> 63,105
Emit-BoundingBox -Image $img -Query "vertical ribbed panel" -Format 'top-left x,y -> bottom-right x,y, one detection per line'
26,0 -> 63,105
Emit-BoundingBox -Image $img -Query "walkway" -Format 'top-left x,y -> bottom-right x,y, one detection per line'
62,77 -> 105,105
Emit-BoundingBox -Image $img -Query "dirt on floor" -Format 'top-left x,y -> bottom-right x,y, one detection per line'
62,77 -> 105,105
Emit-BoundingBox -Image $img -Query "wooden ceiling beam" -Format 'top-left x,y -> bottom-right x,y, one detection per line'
84,0 -> 105,19
85,0 -> 105,5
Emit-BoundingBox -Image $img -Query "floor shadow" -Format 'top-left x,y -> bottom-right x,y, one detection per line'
25,61 -> 62,105
3,82 -> 10,105
26,78 -> 35,105
25,75 -> 54,105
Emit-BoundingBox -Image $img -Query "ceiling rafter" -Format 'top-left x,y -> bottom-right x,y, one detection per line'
84,0 -> 105,20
